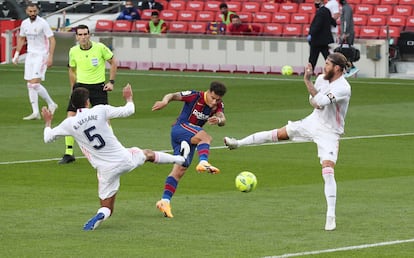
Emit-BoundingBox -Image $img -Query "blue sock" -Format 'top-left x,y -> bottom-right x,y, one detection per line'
197,143 -> 210,162
162,176 -> 178,201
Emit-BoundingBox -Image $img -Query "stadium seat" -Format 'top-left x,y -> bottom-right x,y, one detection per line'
279,3 -> 299,13
393,5 -> 413,16
141,9 -> 156,20
367,15 -> 387,26
379,26 -> 401,38
160,10 -> 178,21
187,22 -> 207,34
272,13 -> 291,24
365,0 -> 381,4
241,2 -> 260,13
290,13 -> 310,24
204,1 -> 221,12
298,3 -> 315,14
177,10 -> 196,21
252,12 -> 272,23
196,11 -> 216,22
250,23 -> 263,36
355,4 -> 374,15
218,64 -> 237,73
167,63 -> 187,71
359,26 -> 380,38
353,14 -> 368,26
302,24 -> 310,37
168,0 -> 186,11
236,65 -> 254,74
387,16 -> 406,27
227,2 -> 242,12
380,0 -> 398,4
238,12 -> 253,23
185,63 -> 204,71
186,1 -> 204,11
112,20 -> 133,32
151,62 -> 170,71
374,5 -> 393,15
95,19 -> 113,32
133,20 -> 148,32
399,0 -> 414,4
404,16 -> 414,30
252,65 -> 271,74
168,21 -> 188,33
260,2 -> 279,13
282,24 -> 302,37
118,61 -> 137,70
136,61 -> 153,71
347,0 -> 361,3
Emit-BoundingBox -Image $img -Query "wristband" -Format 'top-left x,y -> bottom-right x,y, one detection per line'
109,80 -> 115,84
13,51 -> 19,59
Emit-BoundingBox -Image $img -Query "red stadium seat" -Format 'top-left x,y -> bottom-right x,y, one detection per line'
227,2 -> 242,12
353,14 -> 368,26
379,26 -> 401,38
252,12 -> 272,23
261,2 -> 279,13
365,0 -> 381,4
241,2 -> 261,13
186,1 -> 204,11
168,21 -> 188,33
112,20 -> 132,32
405,16 -> 414,29
367,15 -> 387,26
141,9 -> 156,20
196,11 -> 216,22
279,3 -> 298,13
133,20 -> 148,32
282,24 -> 302,37
359,26 -> 380,38
355,4 -> 374,15
380,0 -> 398,4
136,61 -> 153,71
290,13 -> 310,24
95,19 -> 113,32
238,12 -> 253,23
347,0 -> 361,4
160,10 -> 178,21
177,10 -> 196,21
187,22 -> 207,34
387,15 -> 406,27
250,23 -> 264,36
263,23 -> 283,36
302,24 -> 310,36
168,0 -> 185,11
204,1 -> 221,12
298,3 -> 315,14
399,0 -> 414,5
272,12 -> 290,24
374,5 -> 393,15
393,5 -> 413,16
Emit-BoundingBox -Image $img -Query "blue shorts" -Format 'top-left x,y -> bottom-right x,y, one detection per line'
171,123 -> 203,167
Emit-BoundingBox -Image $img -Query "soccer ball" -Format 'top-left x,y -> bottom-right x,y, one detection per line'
281,65 -> 293,75
235,171 -> 257,193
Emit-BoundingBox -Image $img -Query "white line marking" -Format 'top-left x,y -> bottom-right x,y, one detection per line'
264,238 -> 414,258
1,132 -> 413,165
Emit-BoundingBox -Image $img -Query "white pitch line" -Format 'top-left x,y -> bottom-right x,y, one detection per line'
264,238 -> 414,258
1,132 -> 413,165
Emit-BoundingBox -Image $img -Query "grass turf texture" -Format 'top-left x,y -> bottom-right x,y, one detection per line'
0,65 -> 413,257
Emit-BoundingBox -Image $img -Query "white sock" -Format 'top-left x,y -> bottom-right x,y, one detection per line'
238,129 -> 278,146
27,83 -> 39,114
322,167 -> 336,217
97,207 -> 111,220
153,151 -> 183,164
34,83 -> 55,106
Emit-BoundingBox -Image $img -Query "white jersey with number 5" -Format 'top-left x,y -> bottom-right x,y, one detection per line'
44,103 -> 135,170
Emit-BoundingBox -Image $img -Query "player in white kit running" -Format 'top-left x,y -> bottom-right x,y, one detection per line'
42,84 -> 189,230
13,3 -> 58,120
224,53 -> 352,231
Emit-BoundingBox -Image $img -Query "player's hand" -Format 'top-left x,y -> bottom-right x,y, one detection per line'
304,63 -> 313,81
207,116 -> 222,125
103,82 -> 114,91
152,100 -> 167,111
123,83 -> 133,101
12,52 -> 19,65
41,106 -> 53,127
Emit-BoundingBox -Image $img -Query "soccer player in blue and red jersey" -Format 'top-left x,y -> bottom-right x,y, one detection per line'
151,81 -> 227,218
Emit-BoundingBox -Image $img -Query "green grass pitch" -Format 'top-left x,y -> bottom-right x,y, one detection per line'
0,65 -> 413,257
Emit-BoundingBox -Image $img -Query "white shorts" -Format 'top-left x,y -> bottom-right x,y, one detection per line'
97,147 -> 146,200
286,116 -> 340,164
24,52 -> 48,81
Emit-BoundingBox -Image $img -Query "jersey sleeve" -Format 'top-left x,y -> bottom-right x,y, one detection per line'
42,19 -> 54,38
104,102 -> 135,120
44,120 -> 72,143
180,90 -> 198,102
100,43 -> 114,61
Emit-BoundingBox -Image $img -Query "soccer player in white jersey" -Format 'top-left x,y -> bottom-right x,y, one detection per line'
13,3 -> 58,120
42,84 -> 189,231
224,53 -> 352,231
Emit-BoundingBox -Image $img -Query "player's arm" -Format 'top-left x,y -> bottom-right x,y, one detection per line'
42,107 -> 69,143
208,111 -> 226,127
47,36 -> 56,67
152,92 -> 182,111
68,66 -> 77,90
106,84 -> 135,119
104,56 -> 117,91
12,36 -> 26,64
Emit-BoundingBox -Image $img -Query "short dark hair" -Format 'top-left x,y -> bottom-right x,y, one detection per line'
26,3 -> 38,9
219,3 -> 228,9
151,11 -> 159,16
328,53 -> 351,71
75,24 -> 89,34
210,81 -> 227,96
70,87 -> 90,109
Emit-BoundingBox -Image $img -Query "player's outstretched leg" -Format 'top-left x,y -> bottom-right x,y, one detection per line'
83,212 -> 105,231
224,137 -> 239,150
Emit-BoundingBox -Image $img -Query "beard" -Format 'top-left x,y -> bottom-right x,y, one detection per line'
323,69 -> 335,81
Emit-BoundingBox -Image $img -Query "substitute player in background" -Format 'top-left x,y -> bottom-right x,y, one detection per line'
59,24 -> 117,164
225,53 -> 351,231
42,84 -> 189,230
13,3 -> 58,120
152,82 -> 227,218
